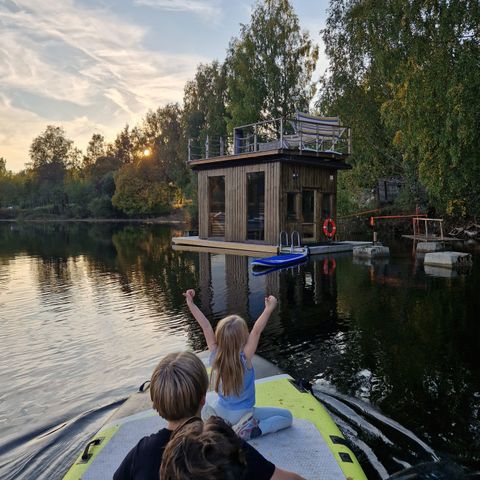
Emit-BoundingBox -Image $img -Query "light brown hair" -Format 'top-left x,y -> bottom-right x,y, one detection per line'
150,351 -> 209,421
212,315 -> 249,397
160,416 -> 247,480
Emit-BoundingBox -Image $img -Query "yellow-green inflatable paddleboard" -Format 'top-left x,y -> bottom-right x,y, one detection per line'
64,354 -> 366,480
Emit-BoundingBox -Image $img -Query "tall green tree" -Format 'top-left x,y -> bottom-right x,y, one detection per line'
29,125 -> 75,208
29,125 -> 73,171
320,0 -> 480,216
226,0 -> 319,128
83,134 -> 106,169
380,1 -> 480,216
140,104 -> 187,187
107,125 -> 137,165
183,61 -> 229,157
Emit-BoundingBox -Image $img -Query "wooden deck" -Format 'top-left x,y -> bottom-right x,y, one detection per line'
172,236 -> 278,254
402,235 -> 459,242
172,236 -> 372,256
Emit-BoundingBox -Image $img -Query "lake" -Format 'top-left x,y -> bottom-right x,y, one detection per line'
0,222 -> 479,479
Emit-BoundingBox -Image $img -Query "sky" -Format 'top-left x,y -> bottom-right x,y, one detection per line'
0,0 -> 331,172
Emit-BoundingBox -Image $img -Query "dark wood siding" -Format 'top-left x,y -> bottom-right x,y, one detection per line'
197,160 -> 336,244
280,163 -> 337,241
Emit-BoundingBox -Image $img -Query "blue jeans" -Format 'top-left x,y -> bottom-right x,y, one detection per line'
213,402 -> 293,437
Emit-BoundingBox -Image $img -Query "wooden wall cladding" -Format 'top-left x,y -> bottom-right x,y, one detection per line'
197,162 -> 280,244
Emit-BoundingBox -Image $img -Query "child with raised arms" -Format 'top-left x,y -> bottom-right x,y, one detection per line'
184,289 -> 293,440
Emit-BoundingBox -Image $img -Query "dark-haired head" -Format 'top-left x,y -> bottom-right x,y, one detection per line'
160,416 -> 247,480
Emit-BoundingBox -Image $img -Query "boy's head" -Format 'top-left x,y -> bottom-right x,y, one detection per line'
150,351 -> 209,420
160,416 -> 247,480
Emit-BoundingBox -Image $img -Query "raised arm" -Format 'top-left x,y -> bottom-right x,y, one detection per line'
243,295 -> 277,361
184,289 -> 217,351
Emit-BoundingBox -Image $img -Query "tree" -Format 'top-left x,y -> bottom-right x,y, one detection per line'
183,61 -> 229,158
0,157 -> 6,176
107,125 -> 138,165
29,126 -> 75,207
140,104 -> 188,187
226,0 -> 319,128
83,134 -> 106,169
320,0 -> 480,216
112,162 -> 177,216
29,125 -> 73,170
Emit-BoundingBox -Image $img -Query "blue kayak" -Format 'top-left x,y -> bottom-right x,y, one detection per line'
251,258 -> 308,276
251,250 -> 309,268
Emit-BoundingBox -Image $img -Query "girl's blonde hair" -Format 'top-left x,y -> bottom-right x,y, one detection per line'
212,315 -> 249,397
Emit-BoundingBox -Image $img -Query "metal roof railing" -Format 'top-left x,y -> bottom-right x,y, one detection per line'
187,114 -> 351,162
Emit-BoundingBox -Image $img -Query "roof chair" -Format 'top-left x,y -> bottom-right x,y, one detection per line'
284,112 -> 345,153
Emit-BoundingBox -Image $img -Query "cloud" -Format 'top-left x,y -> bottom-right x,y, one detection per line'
0,0 -> 209,170
134,0 -> 223,22
0,93 -> 120,171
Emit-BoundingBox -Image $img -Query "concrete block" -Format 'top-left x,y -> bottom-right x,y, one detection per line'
424,265 -> 459,278
352,245 -> 390,258
424,251 -> 472,269
353,257 -> 389,267
416,242 -> 443,253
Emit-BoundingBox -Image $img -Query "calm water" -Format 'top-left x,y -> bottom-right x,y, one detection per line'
0,222 -> 479,479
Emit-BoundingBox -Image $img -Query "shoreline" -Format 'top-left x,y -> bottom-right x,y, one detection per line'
0,217 -> 188,225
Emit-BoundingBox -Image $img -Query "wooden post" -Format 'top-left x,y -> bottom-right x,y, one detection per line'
280,118 -> 283,147
254,124 -> 258,152
299,122 -> 303,152
205,135 -> 209,159
440,220 -> 444,240
425,218 -> 429,239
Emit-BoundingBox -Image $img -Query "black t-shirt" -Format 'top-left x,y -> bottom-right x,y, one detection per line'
113,428 -> 275,480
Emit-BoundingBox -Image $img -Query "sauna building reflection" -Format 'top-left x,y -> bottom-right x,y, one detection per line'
195,252 -> 341,379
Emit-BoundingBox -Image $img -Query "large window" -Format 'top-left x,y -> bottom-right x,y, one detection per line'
247,172 -> 265,240
208,176 -> 225,237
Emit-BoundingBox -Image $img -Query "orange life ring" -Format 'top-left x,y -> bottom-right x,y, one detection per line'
323,218 -> 337,238
323,258 -> 336,275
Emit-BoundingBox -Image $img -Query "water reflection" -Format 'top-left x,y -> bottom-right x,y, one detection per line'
0,223 -> 479,479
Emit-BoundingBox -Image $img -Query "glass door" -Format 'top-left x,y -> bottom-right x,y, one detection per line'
301,189 -> 315,240
247,172 -> 265,241
208,176 -> 225,237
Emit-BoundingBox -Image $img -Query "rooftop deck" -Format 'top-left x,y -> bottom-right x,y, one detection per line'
188,113 -> 352,167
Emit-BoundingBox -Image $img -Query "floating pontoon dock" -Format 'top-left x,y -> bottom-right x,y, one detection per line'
172,236 -> 371,256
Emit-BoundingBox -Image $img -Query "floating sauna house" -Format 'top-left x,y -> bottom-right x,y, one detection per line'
174,113 -> 353,253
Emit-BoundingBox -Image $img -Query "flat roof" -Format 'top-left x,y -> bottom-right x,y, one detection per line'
189,149 -> 351,170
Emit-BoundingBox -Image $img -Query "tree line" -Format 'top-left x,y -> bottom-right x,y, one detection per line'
1,0 -> 479,220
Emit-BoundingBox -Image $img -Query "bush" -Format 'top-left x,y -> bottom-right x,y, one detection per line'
88,195 -> 116,218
